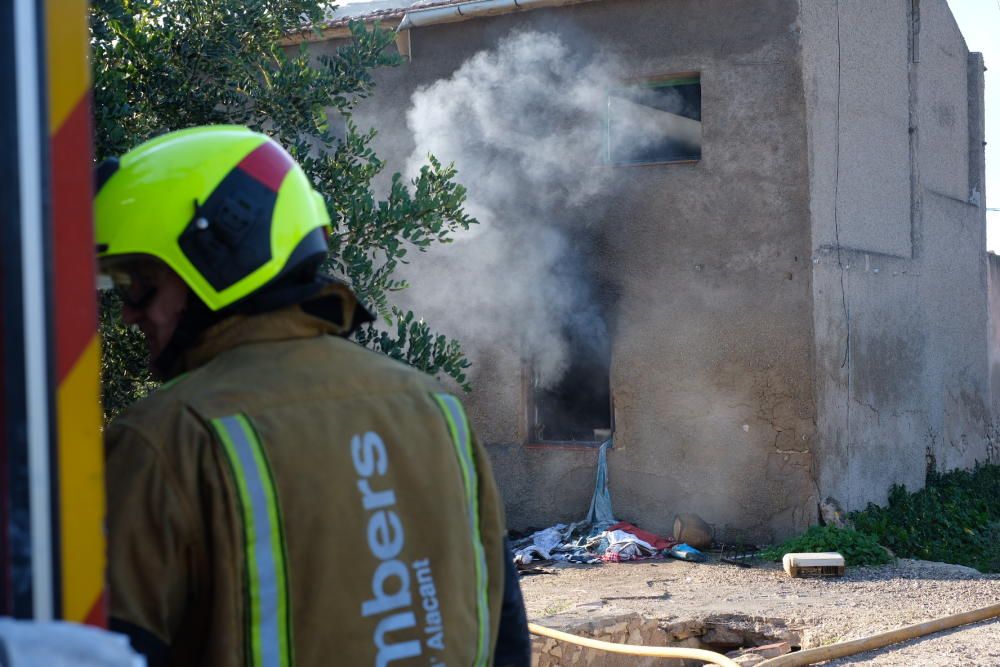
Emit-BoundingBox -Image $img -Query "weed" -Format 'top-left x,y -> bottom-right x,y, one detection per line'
760,525 -> 892,567
850,463 -> 1000,573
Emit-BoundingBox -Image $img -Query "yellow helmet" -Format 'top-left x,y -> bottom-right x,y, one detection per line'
95,125 -> 331,311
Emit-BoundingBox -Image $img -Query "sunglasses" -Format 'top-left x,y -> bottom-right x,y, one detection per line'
105,268 -> 162,310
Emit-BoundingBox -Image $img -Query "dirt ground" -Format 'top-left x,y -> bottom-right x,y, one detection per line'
519,556 -> 1000,666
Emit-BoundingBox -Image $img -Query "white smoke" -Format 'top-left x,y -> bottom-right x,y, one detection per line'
394,31 -> 630,386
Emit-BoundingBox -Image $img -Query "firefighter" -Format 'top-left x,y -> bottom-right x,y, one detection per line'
95,126 -> 530,667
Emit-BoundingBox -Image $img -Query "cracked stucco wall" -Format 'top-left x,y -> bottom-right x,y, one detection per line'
511,0 -> 817,542
311,0 -> 988,542
326,0 -> 820,542
987,253 -> 1000,464
594,0 -> 817,544
802,0 -> 992,511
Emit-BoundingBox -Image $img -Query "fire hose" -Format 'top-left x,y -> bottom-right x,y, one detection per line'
528,602 -> 1000,666
757,602 -> 1000,667
527,622 -> 741,667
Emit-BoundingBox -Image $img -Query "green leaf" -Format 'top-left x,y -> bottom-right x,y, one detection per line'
92,0 -> 479,419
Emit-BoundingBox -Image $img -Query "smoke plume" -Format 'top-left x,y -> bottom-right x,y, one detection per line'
394,31 -> 629,386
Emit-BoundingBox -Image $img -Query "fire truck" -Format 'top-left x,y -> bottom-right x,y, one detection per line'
1,0 -> 106,631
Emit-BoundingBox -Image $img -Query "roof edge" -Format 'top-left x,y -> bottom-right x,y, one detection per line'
282,0 -> 603,45
397,0 -> 602,31
282,17 -> 403,45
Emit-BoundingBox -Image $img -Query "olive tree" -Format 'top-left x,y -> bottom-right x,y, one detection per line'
91,0 -> 473,420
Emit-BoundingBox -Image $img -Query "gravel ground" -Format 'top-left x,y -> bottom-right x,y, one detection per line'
520,557 -> 1000,665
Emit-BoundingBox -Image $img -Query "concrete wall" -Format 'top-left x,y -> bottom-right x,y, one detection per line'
308,0 -> 990,540
988,254 -> 1000,458
802,0 -> 993,511
316,0 -> 818,542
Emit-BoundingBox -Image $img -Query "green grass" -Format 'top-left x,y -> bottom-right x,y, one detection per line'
761,464 -> 1000,572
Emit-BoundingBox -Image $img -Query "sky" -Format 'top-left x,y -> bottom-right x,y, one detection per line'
333,0 -> 998,250
946,0 -> 999,250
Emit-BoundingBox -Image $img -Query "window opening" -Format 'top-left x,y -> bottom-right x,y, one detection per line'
529,324 -> 612,445
607,75 -> 702,165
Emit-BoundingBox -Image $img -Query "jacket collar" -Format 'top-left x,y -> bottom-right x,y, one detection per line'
177,281 -> 372,373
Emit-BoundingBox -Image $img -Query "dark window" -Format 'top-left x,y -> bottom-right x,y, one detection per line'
607,75 -> 702,165
529,326 -> 612,445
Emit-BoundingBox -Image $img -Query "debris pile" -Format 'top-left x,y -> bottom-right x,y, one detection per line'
510,440 -> 710,568
511,520 -> 678,566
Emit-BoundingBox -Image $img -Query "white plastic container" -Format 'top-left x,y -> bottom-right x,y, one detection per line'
782,552 -> 846,577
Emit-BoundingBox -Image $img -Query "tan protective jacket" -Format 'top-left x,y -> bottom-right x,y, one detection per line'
105,285 -> 506,666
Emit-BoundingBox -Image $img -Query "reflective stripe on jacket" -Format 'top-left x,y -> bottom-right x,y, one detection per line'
105,284 -> 506,666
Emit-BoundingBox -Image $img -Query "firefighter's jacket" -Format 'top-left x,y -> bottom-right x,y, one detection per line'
105,283 -> 506,666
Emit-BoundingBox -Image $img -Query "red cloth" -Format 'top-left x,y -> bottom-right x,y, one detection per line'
608,521 -> 677,550
600,551 -> 663,563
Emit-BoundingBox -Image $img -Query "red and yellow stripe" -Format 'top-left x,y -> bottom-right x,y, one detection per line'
45,0 -> 106,626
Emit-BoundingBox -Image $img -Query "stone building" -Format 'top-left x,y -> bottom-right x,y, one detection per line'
302,0 -> 992,541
